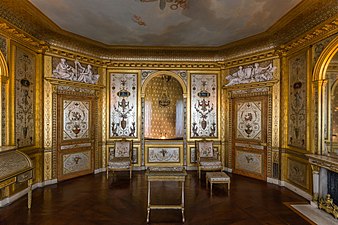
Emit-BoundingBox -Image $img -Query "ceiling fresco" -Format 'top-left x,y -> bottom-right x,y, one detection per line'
30,0 -> 302,47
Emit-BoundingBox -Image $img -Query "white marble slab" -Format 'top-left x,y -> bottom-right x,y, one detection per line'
291,204 -> 338,225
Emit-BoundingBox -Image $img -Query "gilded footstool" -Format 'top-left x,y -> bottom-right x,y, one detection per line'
206,172 -> 230,195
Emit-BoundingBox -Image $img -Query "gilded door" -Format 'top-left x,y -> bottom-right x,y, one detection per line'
232,96 -> 267,180
57,95 -> 94,181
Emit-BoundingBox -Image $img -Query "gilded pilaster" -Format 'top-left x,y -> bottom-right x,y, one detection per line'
280,53 -> 289,149
271,58 -> 281,178
43,55 -> 53,181
100,67 -> 107,169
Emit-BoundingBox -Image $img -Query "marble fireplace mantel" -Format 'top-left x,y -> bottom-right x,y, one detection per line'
307,154 -> 338,219
307,154 -> 338,173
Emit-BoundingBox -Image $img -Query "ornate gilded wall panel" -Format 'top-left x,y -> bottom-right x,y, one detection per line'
15,47 -> 35,148
190,74 -> 217,138
190,147 -> 197,164
287,157 -> 309,190
236,101 -> 262,141
288,51 -> 307,149
63,100 -> 90,140
109,73 -> 138,138
147,147 -> 181,164
62,150 -> 91,175
235,150 -> 263,175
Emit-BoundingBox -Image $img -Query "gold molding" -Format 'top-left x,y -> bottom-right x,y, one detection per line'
108,61 -> 220,70
0,19 -> 48,53
276,19 -> 338,56
46,47 -> 105,67
222,79 -> 278,91
45,77 -> 105,90
224,50 -> 278,68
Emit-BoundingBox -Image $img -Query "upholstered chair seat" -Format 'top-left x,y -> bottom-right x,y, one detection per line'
108,157 -> 131,168
199,157 -> 222,168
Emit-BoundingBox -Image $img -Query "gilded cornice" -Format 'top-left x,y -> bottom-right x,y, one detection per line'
0,0 -> 337,61
44,77 -> 105,91
107,61 -> 220,70
0,18 -> 49,53
276,19 -> 338,56
223,50 -> 278,69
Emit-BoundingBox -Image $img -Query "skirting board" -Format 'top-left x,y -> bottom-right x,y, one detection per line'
224,167 -> 233,173
281,181 -> 312,201
0,179 -> 57,208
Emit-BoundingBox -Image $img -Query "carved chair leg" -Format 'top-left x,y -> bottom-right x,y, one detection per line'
130,168 -> 132,179
106,169 -> 109,180
198,169 -> 201,179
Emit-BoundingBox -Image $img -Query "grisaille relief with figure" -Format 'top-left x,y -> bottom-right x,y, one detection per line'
191,74 -> 217,138
226,61 -> 276,86
52,57 -> 100,84
110,73 -> 137,138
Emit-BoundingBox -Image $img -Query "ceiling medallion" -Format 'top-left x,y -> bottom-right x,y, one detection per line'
140,0 -> 188,10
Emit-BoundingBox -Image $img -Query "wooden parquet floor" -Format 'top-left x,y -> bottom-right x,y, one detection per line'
0,171 -> 312,225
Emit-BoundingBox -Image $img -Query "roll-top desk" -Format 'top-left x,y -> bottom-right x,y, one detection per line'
0,146 -> 33,208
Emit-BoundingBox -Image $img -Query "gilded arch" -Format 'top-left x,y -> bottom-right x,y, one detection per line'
313,36 -> 338,81
0,51 -> 8,78
312,36 -> 338,154
141,70 -> 187,97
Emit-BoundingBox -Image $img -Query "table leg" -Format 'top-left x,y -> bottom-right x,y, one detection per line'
147,180 -> 150,223
210,182 -> 213,196
28,179 -> 32,209
181,181 -> 185,223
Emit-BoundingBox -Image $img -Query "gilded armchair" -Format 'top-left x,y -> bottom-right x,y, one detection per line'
107,139 -> 133,179
196,140 -> 222,179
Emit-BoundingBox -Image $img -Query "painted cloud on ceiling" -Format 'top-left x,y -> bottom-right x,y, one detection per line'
31,0 -> 301,46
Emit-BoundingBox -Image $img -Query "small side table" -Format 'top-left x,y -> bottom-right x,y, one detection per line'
206,172 -> 230,195
146,167 -> 187,223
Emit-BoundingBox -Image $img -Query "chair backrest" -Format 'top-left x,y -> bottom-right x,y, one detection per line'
114,140 -> 132,158
196,140 -> 214,158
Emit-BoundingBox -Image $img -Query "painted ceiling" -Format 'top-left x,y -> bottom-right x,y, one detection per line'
30,0 -> 302,47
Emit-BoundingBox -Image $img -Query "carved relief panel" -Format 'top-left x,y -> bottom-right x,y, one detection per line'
109,73 -> 138,138
190,74 -> 217,138
15,47 -> 35,148
288,51 -> 307,149
52,57 -> 100,84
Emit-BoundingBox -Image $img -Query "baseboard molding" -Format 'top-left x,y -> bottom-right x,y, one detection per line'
224,167 -> 233,173
186,166 -> 197,170
281,181 -> 312,201
94,168 -> 106,174
0,179 -> 57,208
267,177 -> 282,185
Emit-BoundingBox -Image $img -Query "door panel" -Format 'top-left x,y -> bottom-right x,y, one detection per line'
232,96 -> 267,180
57,95 -> 94,181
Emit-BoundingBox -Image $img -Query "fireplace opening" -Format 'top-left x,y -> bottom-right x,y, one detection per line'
327,170 -> 338,205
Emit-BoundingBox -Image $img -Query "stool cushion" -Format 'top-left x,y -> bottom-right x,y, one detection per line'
206,172 -> 230,182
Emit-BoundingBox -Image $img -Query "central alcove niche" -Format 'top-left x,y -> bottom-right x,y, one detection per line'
144,74 -> 183,139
